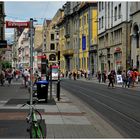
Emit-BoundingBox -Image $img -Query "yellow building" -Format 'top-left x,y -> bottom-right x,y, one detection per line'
79,2 -> 97,74
57,2 -> 97,75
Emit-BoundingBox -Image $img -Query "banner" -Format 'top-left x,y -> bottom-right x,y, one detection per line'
116,75 -> 123,84
6,21 -> 30,28
82,35 -> 86,51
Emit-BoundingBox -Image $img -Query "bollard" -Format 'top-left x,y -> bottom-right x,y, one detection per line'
57,80 -> 60,101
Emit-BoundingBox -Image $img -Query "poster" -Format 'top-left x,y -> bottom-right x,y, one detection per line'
116,75 -> 123,83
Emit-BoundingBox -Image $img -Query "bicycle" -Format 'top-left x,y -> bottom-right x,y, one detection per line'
21,100 -> 45,138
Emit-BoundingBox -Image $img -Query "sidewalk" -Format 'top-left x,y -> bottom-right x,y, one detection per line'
0,78 -> 123,138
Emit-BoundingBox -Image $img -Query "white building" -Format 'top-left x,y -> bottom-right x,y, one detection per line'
18,28 -> 30,69
130,2 -> 140,70
98,2 -> 131,73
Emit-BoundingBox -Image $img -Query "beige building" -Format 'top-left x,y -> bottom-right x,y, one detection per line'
34,25 -> 43,71
43,9 -> 63,66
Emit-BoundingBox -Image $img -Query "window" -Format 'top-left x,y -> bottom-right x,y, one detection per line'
118,4 -> 121,19
49,54 -> 56,61
114,6 -> 117,21
50,43 -> 55,50
102,16 -> 104,28
56,32 -> 59,39
102,2 -> 104,10
51,34 -> 54,40
84,15 -> 86,25
99,2 -> 101,11
108,3 -> 110,28
87,14 -> 88,24
99,18 -> 101,29
80,18 -> 82,27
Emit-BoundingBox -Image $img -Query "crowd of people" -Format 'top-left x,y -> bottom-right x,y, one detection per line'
0,67 -> 139,89
65,70 -> 93,80
0,68 -> 20,86
96,68 -> 139,88
0,68 -> 40,87
64,68 -> 140,88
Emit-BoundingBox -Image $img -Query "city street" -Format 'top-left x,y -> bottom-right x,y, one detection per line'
61,79 -> 140,138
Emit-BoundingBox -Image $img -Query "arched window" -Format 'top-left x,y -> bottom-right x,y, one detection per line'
49,54 -> 56,61
133,24 -> 139,48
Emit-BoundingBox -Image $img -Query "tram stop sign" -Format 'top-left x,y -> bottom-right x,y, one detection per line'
0,40 -> 7,48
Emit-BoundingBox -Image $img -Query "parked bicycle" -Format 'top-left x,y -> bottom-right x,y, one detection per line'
21,100 -> 45,138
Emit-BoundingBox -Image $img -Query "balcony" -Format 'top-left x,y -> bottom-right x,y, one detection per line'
62,49 -> 74,56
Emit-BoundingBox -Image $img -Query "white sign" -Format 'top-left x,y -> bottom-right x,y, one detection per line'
116,75 -> 123,84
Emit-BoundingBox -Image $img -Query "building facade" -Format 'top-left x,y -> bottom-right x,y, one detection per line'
79,2 -> 97,76
98,2 -> 131,74
34,25 -> 43,71
130,2 -> 140,71
0,2 -> 5,72
57,2 -> 97,75
17,28 -> 30,69
43,9 -> 63,66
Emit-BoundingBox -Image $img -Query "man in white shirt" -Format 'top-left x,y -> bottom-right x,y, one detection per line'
23,69 -> 29,87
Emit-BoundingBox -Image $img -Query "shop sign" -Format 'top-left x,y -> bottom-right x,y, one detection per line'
115,47 -> 121,52
6,21 -> 30,28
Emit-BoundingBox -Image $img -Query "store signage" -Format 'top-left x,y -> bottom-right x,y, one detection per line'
0,40 -> 7,48
6,21 -> 30,28
115,47 -> 121,52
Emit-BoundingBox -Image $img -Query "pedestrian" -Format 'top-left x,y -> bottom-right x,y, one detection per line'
97,71 -> 101,83
122,70 -> 127,88
73,71 -> 76,80
0,69 -> 5,86
6,69 -> 13,86
108,71 -> 115,88
102,71 -> 107,83
23,69 -> 29,87
87,70 -> 90,80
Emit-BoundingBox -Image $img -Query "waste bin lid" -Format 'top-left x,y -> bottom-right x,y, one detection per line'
36,80 -> 49,85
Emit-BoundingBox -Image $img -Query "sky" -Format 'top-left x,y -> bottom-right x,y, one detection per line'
5,1 -> 66,43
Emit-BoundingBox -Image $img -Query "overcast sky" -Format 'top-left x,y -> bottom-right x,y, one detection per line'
5,1 -> 66,41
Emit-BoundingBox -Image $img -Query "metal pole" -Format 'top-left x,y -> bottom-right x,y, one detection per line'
29,18 -> 34,108
49,65 -> 52,100
57,51 -> 60,101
